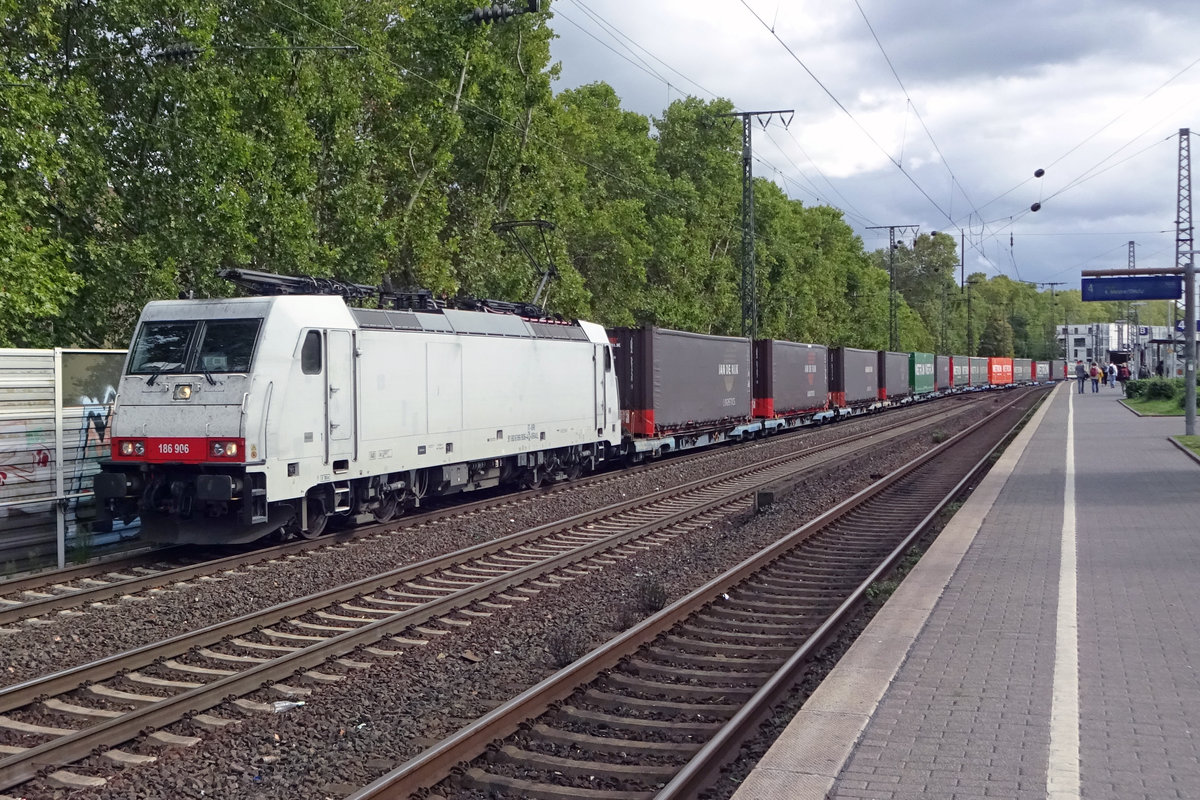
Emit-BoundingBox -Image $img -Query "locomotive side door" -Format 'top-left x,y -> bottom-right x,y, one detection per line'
594,344 -> 609,434
325,329 -> 355,465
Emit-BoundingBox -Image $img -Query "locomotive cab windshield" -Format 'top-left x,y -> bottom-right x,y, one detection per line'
128,318 -> 263,378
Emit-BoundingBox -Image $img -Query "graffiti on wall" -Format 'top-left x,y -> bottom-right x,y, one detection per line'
0,351 -> 139,548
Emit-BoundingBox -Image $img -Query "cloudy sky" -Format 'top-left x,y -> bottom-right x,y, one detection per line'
546,0 -> 1200,289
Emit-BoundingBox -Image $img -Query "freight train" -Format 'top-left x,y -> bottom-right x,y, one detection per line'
94,270 -> 1061,545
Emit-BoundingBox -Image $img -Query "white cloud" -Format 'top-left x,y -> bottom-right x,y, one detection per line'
549,0 -> 1200,284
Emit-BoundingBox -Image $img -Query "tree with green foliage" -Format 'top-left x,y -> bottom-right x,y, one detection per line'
0,0 -> 978,357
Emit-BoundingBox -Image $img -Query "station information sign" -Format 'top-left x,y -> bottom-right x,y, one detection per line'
1081,275 -> 1182,301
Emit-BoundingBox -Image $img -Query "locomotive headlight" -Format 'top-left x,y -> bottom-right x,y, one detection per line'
119,440 -> 145,456
173,384 -> 193,400
210,440 -> 239,458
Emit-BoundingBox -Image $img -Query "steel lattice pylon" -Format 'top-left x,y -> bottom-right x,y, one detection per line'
1176,128 -> 1196,435
717,109 -> 793,340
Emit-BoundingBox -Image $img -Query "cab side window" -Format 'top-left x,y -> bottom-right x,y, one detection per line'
301,331 -> 322,375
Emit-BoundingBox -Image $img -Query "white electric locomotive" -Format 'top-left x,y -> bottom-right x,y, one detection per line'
95,270 -> 622,544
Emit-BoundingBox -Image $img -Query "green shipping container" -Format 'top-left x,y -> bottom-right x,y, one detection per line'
909,352 -> 935,395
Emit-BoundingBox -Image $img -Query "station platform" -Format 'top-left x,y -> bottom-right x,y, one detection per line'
732,381 -> 1200,799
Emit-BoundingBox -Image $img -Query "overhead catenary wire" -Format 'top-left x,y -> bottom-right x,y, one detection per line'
561,0 -> 844,228
767,127 -> 879,227
969,52 -> 1200,219
853,0 -> 985,226
737,0 -> 1013,276
256,0 -> 841,281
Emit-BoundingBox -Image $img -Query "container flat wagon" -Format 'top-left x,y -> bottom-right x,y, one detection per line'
968,356 -> 989,387
935,355 -> 951,392
988,357 -> 1014,386
1013,358 -> 1032,383
909,352 -> 936,397
952,355 -> 970,388
753,340 -> 831,429
879,351 -> 912,402
829,347 -> 879,413
610,326 -> 755,457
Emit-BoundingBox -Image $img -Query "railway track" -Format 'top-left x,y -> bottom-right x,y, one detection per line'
0,393 -> 990,794
0,397 -> 976,628
342,387 -> 1046,800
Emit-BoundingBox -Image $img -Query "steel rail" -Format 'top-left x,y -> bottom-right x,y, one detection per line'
0,398 -> 984,792
655,392 -> 1045,797
0,399 -> 975,628
0,546 -> 186,596
0,400 -> 948,710
343,387 -> 1043,799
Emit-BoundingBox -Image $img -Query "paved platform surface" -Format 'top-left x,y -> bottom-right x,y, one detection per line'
731,382 -> 1200,800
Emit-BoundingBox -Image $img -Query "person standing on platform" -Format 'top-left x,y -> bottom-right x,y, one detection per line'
1118,363 -> 1130,392
1107,362 -> 1117,388
1075,360 -> 1087,393
1157,359 -> 1165,378
1089,361 -> 1101,392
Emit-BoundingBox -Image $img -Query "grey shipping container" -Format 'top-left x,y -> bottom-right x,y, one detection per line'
935,355 -> 951,391
880,351 -> 911,400
753,340 -> 829,417
1050,359 -> 1066,380
609,327 -> 752,436
909,352 -> 935,395
968,356 -> 989,385
1013,358 -> 1033,382
829,347 -> 878,407
1034,361 -> 1050,381
952,355 -> 970,387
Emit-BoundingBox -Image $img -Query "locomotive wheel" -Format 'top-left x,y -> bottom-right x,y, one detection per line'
373,495 -> 400,523
301,505 -> 328,539
522,468 -> 544,489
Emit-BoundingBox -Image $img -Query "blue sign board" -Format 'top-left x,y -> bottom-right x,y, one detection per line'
1081,275 -> 1182,301
1175,320 -> 1200,332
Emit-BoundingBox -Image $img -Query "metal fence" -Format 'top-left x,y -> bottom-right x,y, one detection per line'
0,348 -> 140,573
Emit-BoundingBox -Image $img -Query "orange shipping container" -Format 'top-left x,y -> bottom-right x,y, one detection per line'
988,357 -> 1014,385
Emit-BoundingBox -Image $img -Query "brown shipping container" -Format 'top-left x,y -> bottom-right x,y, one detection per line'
609,327 -> 752,436
879,351 -> 911,400
753,340 -> 829,417
829,347 -> 878,407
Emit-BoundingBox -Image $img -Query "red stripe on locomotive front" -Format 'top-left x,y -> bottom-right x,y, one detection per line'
111,437 -> 245,464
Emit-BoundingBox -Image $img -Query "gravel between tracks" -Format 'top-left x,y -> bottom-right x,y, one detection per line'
12,399 -> 990,800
